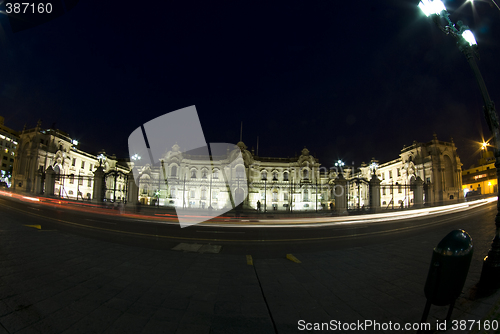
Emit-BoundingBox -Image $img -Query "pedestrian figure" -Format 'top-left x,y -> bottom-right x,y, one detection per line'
257,200 -> 261,212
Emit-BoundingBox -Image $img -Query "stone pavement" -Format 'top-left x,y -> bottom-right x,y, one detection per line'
1,205 -> 500,333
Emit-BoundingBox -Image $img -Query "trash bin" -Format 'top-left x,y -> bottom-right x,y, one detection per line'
424,229 -> 473,306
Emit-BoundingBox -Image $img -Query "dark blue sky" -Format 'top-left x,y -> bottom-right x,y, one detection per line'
1,0 -> 499,169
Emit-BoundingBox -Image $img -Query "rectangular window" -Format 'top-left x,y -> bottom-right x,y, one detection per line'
272,192 -> 278,202
89,164 -> 93,171
398,185 -> 402,193
284,192 -> 289,201
78,176 -> 83,186
382,188 -> 386,195
81,161 -> 85,169
72,158 -> 76,167
397,168 -> 401,177
389,171 -> 393,179
190,190 -> 195,198
87,179 -> 92,187
69,174 -> 74,184
212,190 -> 219,200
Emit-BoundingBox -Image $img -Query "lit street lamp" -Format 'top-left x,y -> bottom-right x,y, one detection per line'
419,0 -> 500,292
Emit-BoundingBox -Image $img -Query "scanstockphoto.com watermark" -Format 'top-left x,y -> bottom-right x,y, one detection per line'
298,319 -> 433,332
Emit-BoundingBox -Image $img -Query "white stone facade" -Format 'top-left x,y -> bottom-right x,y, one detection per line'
12,125 -> 129,201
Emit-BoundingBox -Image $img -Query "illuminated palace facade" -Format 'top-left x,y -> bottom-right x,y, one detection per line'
12,122 -> 129,201
10,122 -> 462,211
134,135 -> 462,210
352,135 -> 463,208
134,142 -> 329,211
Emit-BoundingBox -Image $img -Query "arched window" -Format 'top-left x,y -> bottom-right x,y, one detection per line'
272,171 -> 278,181
303,169 -> 309,180
191,169 -> 197,178
171,165 -> 177,177
213,169 -> 219,179
283,172 -> 289,181
261,170 -> 267,180
202,169 -> 207,179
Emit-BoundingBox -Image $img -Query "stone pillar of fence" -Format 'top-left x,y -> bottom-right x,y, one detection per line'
35,167 -> 44,194
414,176 -> 424,208
127,170 -> 139,206
334,173 -> 347,215
369,173 -> 381,213
44,166 -> 56,196
92,166 -> 105,203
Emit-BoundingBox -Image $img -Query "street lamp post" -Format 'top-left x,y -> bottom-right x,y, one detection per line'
419,0 -> 500,291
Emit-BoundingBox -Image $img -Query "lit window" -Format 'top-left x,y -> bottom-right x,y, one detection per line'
213,169 -> 219,179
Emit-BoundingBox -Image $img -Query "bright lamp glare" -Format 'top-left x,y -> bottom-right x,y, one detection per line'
419,0 -> 446,16
462,30 -> 477,46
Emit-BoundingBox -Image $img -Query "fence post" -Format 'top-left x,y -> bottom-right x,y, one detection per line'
44,166 -> 56,196
334,173 -> 347,215
414,176 -> 424,208
92,166 -> 105,203
127,170 -> 139,206
369,173 -> 381,213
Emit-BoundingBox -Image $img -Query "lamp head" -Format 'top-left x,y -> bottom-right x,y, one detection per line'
418,0 -> 446,17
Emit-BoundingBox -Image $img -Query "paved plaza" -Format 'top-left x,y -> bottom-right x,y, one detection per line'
0,203 -> 500,333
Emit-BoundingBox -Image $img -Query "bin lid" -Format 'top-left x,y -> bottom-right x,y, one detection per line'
434,229 -> 473,256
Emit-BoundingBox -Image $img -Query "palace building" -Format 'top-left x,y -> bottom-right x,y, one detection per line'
12,122 -> 129,201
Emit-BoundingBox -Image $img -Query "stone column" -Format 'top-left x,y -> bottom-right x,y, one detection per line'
414,176 -> 424,208
44,166 -> 56,196
92,166 -> 105,203
334,173 -> 347,215
369,173 -> 381,213
35,166 -> 44,194
127,170 -> 139,206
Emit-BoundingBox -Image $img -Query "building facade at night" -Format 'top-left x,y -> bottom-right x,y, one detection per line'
12,122 -> 129,201
462,149 -> 496,197
133,142 -> 328,211
353,135 -> 463,208
0,116 -> 19,186
10,124 -> 463,211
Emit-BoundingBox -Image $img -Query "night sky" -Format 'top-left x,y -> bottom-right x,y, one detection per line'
1,0 -> 499,170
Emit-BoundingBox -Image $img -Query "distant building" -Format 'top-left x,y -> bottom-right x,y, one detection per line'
462,148 -> 496,197
12,122 -> 129,200
0,116 -> 19,186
